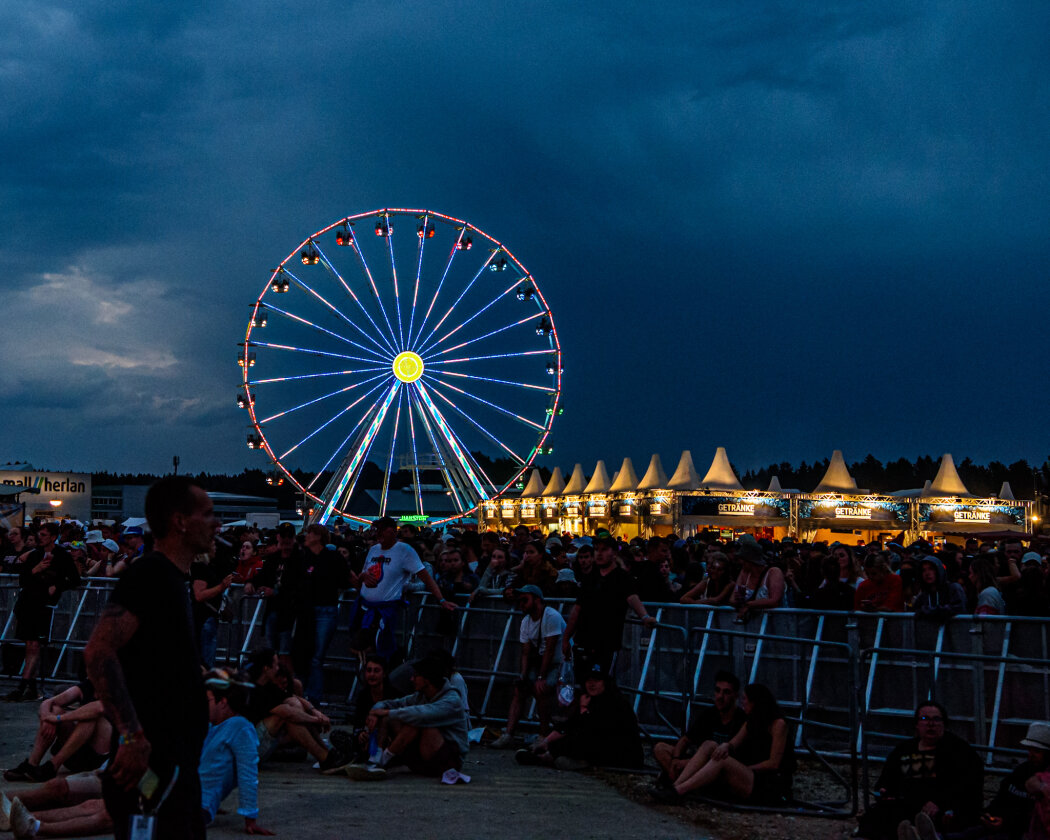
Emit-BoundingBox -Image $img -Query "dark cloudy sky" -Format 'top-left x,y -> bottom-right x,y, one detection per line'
3,1 -> 1049,481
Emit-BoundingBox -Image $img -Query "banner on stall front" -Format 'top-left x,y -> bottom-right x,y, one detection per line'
798,498 -> 909,524
680,495 -> 790,520
919,503 -> 1025,527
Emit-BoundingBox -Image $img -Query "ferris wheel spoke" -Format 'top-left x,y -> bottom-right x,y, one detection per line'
257,371 -> 392,425
318,381 -> 401,523
432,370 -> 556,393
427,383 -> 528,466
422,374 -> 546,432
278,377 -> 392,461
281,265 -> 396,359
417,279 -> 521,357
383,219 -> 406,348
421,311 -> 546,360
262,301 -> 391,363
413,249 -> 497,354
414,380 -> 493,501
378,388 -> 405,517
409,227 -> 466,350
248,367 -> 389,386
411,398 -> 469,514
405,388 -> 424,515
405,215 -> 428,347
250,340 -> 385,366
311,238 -> 400,357
346,227 -> 400,351
427,349 -> 550,366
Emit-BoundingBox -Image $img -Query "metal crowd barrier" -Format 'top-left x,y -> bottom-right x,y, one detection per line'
2,575 -> 1047,788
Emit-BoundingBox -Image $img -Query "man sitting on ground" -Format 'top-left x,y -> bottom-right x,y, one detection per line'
4,681 -> 111,783
491,585 -> 566,749
355,655 -> 470,780
244,648 -> 349,775
652,670 -> 746,788
199,668 -> 274,835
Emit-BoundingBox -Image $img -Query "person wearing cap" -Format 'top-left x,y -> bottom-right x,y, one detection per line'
199,669 -> 273,836
1011,552 -> 1050,617
561,535 -> 656,677
348,517 -> 453,662
299,523 -> 352,704
979,721 -> 1050,839
119,526 -> 145,561
516,663 -> 643,771
856,701 -> 983,839
359,655 -> 470,779
490,585 -> 567,749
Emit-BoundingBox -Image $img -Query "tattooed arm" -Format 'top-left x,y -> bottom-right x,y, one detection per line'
85,603 -> 150,790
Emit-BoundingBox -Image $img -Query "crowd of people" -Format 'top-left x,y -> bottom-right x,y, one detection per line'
2,500 -> 1050,838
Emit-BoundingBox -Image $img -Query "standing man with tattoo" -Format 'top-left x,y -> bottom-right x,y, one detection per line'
85,476 -> 218,840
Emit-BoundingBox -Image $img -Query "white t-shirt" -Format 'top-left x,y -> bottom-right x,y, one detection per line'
519,606 -> 566,662
361,541 -> 424,603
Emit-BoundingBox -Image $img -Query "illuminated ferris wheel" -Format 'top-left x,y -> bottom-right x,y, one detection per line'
239,209 -> 562,525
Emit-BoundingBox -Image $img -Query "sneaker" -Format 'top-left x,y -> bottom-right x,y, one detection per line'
9,798 -> 39,840
27,762 -> 55,783
914,812 -> 941,840
19,688 -> 42,703
489,732 -> 515,749
345,763 -> 386,781
553,756 -> 590,772
319,747 -> 351,775
1,790 -> 11,832
651,786 -> 683,805
3,760 -> 34,783
514,748 -> 544,767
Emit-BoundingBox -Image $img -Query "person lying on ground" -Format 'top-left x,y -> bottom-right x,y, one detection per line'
652,670 -> 746,788
3,681 -> 111,783
653,682 -> 794,806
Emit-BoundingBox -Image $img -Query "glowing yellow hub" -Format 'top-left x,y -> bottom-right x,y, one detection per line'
393,351 -> 424,383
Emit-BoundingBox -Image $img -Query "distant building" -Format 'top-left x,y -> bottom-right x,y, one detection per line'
0,469 -> 92,522
91,485 -> 279,525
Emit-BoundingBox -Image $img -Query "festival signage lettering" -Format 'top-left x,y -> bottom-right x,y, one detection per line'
680,495 -> 789,520
520,504 -> 537,519
797,499 -> 908,524
920,503 -> 1024,527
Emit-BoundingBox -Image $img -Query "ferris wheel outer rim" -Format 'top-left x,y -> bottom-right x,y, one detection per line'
242,208 -> 562,525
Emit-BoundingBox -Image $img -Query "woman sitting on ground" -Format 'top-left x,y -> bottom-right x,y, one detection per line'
340,656 -> 394,763
655,682 -> 793,805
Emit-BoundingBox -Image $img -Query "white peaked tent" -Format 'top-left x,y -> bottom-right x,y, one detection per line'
923,454 -> 972,497
637,454 -> 668,491
999,481 -> 1016,501
540,467 -> 566,497
668,450 -> 702,490
583,460 -> 612,494
609,458 -> 639,493
562,464 -> 588,495
698,447 -> 743,491
813,450 -> 867,494
767,476 -> 783,492
519,469 -> 545,497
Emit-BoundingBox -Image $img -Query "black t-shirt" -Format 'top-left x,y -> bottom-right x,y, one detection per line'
254,548 -> 304,622
107,551 -> 207,769
301,547 -> 350,608
190,561 -> 223,627
18,546 -> 81,606
574,566 -> 638,653
77,679 -> 96,704
246,681 -> 290,724
685,705 -> 747,746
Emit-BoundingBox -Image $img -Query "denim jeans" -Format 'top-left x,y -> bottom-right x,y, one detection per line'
199,616 -> 218,668
305,605 -> 339,703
